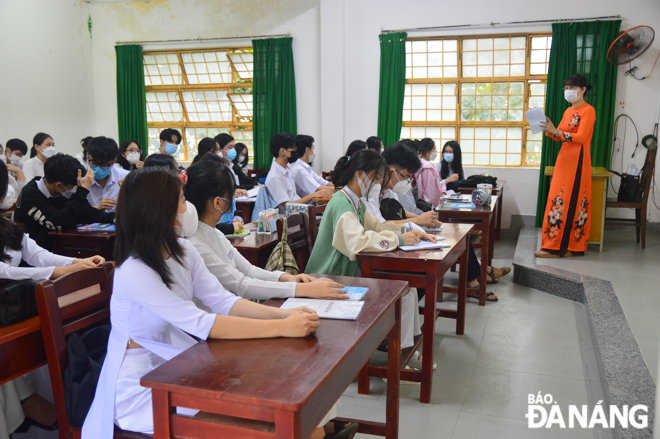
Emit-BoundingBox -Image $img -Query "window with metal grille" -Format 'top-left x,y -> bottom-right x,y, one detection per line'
402,34 -> 551,166
143,48 -> 253,162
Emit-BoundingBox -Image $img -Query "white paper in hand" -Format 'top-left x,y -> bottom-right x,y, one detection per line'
280,298 -> 365,320
525,107 -> 546,134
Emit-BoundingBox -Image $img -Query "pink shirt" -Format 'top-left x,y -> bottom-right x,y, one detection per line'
415,158 -> 446,207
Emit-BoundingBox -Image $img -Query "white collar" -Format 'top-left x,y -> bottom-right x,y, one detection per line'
341,185 -> 362,211
36,177 -> 53,199
295,158 -> 311,169
196,221 -> 216,236
271,159 -> 290,176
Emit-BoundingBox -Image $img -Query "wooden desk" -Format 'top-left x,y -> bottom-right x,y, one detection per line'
49,229 -> 115,260
235,199 -> 255,224
435,195 -> 498,306
356,223 -> 472,404
230,231 -> 279,268
0,285 -> 100,385
141,275 -> 407,439
545,166 -> 613,252
458,179 -> 505,241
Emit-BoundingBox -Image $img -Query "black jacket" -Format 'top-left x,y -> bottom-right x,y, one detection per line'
14,178 -> 115,251
233,163 -> 257,190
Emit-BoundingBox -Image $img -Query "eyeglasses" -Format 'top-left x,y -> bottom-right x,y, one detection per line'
394,169 -> 413,184
88,161 -> 113,170
126,149 -> 140,154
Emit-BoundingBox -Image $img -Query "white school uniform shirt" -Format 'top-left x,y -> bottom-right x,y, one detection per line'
187,221 -> 295,300
228,165 -> 240,186
265,159 -> 300,207
362,189 -> 399,223
434,162 -> 466,185
0,234 -> 74,280
82,239 -> 241,439
86,166 -> 129,212
22,157 -> 45,183
290,159 -> 328,198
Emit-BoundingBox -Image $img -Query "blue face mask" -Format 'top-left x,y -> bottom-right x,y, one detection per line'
443,153 -> 454,163
226,149 -> 237,161
90,166 -> 111,180
220,199 -> 236,224
165,142 -> 178,155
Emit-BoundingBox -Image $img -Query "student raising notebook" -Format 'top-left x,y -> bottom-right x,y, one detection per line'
305,149 -> 436,369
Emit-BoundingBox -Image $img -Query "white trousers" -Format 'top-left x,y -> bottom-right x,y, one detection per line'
401,288 -> 422,349
0,377 -> 33,438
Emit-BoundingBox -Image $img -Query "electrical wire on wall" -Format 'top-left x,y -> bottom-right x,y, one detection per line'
609,114 -> 640,194
625,51 -> 660,80
648,123 -> 660,211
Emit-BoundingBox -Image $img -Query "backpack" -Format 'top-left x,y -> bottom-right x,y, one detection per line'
380,198 -> 407,221
265,217 -> 300,275
447,175 -> 498,192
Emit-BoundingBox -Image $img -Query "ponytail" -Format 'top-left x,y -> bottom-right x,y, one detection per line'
30,146 -> 37,158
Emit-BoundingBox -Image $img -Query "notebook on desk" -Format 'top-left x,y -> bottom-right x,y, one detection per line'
280,298 -> 365,320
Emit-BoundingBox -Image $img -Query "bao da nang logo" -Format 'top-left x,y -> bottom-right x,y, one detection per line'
525,393 -> 648,429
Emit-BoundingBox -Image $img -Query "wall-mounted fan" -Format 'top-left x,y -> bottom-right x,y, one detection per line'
607,26 -> 655,65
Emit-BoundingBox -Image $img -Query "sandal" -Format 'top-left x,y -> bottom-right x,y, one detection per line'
467,292 -> 498,302
326,421 -> 359,439
487,267 -> 498,285
407,350 -> 437,370
534,250 -> 559,258
495,267 -> 511,278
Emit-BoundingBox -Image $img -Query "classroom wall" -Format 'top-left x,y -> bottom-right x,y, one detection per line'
0,0 -> 96,158
320,0 -> 660,226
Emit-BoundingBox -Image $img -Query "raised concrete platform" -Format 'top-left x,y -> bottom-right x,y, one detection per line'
513,226 -> 655,439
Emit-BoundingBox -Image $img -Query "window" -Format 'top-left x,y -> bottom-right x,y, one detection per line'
402,34 -> 551,166
143,48 -> 254,162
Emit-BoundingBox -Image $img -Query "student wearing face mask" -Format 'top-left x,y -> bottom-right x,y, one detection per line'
4,139 -> 28,170
158,128 -> 182,158
535,74 -> 596,258
14,154 -> 115,251
76,136 -> 93,166
435,140 -> 466,188
85,137 -> 129,212
214,133 -> 256,191
115,139 -> 144,171
265,133 -> 333,214
23,133 -> 56,183
415,138 -> 447,207
233,142 -> 251,170
306,149 -> 437,370
193,136 -> 252,199
290,134 -> 334,198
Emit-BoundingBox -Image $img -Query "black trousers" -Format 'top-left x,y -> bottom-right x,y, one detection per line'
467,242 -> 481,282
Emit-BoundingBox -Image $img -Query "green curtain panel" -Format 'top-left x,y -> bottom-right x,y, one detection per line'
252,37 -> 297,170
535,20 -> 620,226
115,45 -> 149,157
377,32 -> 407,148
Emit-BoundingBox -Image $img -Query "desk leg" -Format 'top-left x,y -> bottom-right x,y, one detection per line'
420,264 -> 437,403
488,212 -> 496,266
358,259 -> 372,396
457,243 -> 468,335
496,188 -> 503,241
152,389 -> 174,439
386,297 -> 401,439
600,179 -> 607,253
274,410 -> 301,439
479,221 -> 488,306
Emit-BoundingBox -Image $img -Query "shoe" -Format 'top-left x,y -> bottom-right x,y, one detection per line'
407,351 -> 437,370
325,421 -> 359,439
14,417 -> 58,433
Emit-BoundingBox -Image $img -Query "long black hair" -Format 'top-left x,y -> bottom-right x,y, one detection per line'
114,167 -> 184,288
418,138 -> 435,158
440,140 -> 465,180
0,160 -> 26,262
346,140 -> 367,158
233,142 -> 249,167
30,132 -> 52,158
184,154 -> 236,219
116,140 -> 144,171
332,149 -> 389,200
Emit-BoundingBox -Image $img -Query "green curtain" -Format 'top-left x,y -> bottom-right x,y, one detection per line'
535,20 -> 620,226
377,32 -> 407,148
252,37 -> 297,170
115,45 -> 149,157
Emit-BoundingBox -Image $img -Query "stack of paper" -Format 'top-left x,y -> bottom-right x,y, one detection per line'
339,286 -> 369,300
280,298 -> 365,320
525,107 -> 546,134
399,241 -> 451,251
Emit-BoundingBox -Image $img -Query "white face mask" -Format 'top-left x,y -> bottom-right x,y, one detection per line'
429,151 -> 438,161
41,146 -> 56,158
308,153 -> 316,163
357,172 -> 381,201
0,185 -> 15,210
175,201 -> 199,238
564,89 -> 580,103
126,151 -> 140,164
8,155 -> 20,166
392,171 -> 413,195
238,155 -> 246,163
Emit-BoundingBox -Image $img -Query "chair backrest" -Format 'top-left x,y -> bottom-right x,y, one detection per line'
307,203 -> 327,246
35,263 -> 114,439
641,140 -> 658,204
247,167 -> 263,179
321,171 -> 333,182
276,213 -> 312,271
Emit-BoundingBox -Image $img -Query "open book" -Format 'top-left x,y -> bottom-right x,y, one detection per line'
280,298 -> 365,320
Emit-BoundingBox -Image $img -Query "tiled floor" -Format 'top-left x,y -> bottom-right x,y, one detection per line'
537,226 -> 660,380
338,237 -> 617,438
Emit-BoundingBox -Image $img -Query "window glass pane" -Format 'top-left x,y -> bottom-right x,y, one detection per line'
143,52 -> 182,85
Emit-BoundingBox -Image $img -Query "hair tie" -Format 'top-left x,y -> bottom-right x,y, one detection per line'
346,155 -> 350,162
179,169 -> 188,185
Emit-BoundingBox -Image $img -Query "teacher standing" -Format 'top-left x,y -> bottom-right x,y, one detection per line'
535,74 -> 596,258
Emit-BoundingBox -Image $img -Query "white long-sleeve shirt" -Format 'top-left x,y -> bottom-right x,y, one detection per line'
187,221 -> 295,300
0,234 -> 74,280
22,157 -> 45,183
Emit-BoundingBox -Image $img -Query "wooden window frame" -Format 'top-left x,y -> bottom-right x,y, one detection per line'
403,32 -> 551,167
144,47 -> 253,161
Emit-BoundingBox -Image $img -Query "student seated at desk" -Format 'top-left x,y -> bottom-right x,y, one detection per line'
14,154 -> 115,251
23,133 -> 56,183
184,155 -> 348,301
86,136 -> 129,212
82,167 -> 357,439
415,138 -> 447,207
435,140 -> 466,188
290,134 -> 334,198
76,136 -> 93,167
265,133 -> 333,214
0,161 -> 105,438
157,127 -> 182,157
215,133 -> 256,191
4,139 -> 27,170
114,139 -> 144,171
305,149 -> 436,369
233,142 -> 251,171
366,135 -> 383,154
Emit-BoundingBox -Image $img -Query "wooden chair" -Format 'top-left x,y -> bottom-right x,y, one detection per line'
605,139 -> 657,248
276,213 -> 313,272
35,263 -> 149,439
307,203 -> 327,246
321,171 -> 333,182
247,167 -> 263,180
